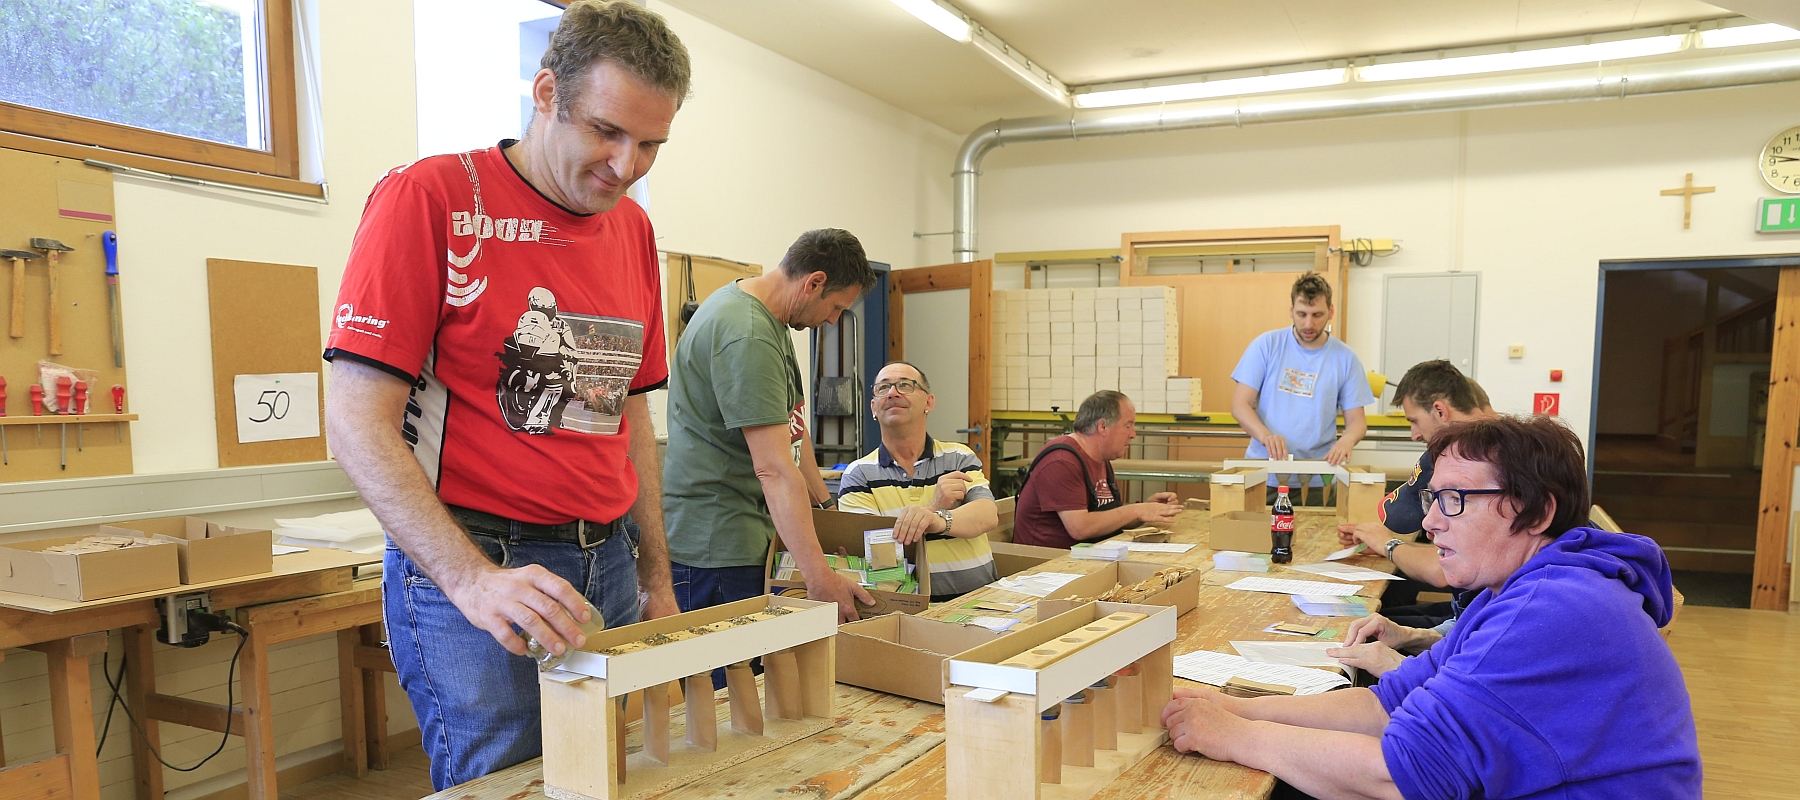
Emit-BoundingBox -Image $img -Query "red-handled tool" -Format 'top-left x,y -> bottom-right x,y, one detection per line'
29,385 -> 43,416
73,380 -> 87,452
1,376 -> 8,465
112,384 -> 124,414
54,376 -> 70,469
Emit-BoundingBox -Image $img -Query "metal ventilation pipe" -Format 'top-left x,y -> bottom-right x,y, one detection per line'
951,51 -> 1800,262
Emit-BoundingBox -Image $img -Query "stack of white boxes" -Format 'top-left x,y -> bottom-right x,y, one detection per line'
991,287 -> 1201,414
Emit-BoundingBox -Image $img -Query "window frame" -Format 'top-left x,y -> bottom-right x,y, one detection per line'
0,0 -> 302,186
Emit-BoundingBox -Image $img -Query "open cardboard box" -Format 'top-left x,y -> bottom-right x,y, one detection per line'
990,540 -> 1065,580
988,495 -> 1017,543
1209,466 -> 1269,516
766,509 -> 931,615
1034,560 -> 1200,619
1337,466 -> 1388,523
0,534 -> 181,601
836,613 -> 1010,704
1211,510 -> 1272,554
102,516 -> 274,584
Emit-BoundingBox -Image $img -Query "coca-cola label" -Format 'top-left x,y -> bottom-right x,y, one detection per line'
1272,515 -> 1295,532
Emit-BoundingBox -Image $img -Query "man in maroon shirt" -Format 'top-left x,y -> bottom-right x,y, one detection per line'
1013,391 -> 1182,549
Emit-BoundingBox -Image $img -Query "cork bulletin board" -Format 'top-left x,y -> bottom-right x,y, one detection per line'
206,259 -> 327,467
0,147 -> 134,482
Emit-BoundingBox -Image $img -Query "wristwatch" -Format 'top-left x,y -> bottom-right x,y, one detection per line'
1384,538 -> 1407,562
934,510 -> 955,534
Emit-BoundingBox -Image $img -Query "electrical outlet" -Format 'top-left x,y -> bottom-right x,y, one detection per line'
1508,345 -> 1525,359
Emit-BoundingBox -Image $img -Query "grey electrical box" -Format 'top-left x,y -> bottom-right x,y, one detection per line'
1381,272 -> 1480,413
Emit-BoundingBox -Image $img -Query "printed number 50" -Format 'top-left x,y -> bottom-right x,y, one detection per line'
249,390 -> 291,423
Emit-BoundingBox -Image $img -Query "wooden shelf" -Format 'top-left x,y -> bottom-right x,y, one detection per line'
0,413 -> 137,426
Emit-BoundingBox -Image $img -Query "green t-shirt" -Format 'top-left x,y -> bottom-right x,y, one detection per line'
663,282 -> 806,568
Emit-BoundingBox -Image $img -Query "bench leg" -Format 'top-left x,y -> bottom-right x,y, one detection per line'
337,629 -> 368,778
122,626 -> 164,800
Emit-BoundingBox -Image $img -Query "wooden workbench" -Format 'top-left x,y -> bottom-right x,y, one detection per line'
430,507 -> 1387,800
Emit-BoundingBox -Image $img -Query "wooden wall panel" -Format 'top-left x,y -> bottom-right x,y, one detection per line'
207,259 -> 326,468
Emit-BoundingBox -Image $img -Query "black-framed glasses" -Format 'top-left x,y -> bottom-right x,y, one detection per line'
1419,488 -> 1504,517
872,379 -> 924,397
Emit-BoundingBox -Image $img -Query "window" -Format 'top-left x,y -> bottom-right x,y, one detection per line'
0,0 -> 301,185
415,0 -> 564,158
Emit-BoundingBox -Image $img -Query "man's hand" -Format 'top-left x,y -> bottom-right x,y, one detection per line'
1327,642 -> 1406,677
1337,521 -> 1388,548
440,563 -> 593,657
1258,432 -> 1290,461
891,505 -> 946,545
1324,437 -> 1357,466
1162,691 -> 1252,763
1134,501 -> 1182,526
1148,491 -> 1180,506
931,471 -> 972,511
642,587 -> 680,621
807,570 -> 876,623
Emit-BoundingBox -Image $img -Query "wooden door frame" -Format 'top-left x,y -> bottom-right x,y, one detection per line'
1593,255 -> 1800,612
887,261 -> 995,471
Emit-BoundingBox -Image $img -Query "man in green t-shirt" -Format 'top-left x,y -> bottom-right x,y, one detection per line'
663,229 -> 877,624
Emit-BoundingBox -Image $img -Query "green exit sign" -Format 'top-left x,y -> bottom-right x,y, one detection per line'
1759,197 -> 1800,232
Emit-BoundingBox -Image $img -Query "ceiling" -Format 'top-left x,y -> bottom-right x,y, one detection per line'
661,0 -> 1784,133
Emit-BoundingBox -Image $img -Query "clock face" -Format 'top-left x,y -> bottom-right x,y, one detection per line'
1763,126 -> 1800,194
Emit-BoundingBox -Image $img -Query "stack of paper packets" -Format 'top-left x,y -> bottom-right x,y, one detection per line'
1212,550 -> 1272,572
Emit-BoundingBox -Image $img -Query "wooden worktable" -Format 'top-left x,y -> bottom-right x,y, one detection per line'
431,507 -> 1386,800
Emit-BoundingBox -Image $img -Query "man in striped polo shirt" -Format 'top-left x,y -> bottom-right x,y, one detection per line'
837,362 -> 1000,602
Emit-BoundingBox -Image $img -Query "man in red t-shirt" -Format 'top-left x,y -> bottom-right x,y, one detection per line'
1013,391 -> 1182,549
321,2 -> 689,789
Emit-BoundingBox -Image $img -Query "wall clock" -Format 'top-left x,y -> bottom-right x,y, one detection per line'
1763,125 -> 1800,194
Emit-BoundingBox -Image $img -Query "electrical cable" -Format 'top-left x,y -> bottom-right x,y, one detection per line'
101,614 -> 249,772
95,649 -> 128,756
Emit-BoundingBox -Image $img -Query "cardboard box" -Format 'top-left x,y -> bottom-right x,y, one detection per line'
0,535 -> 181,601
1338,466 -> 1388,524
988,496 -> 1018,543
836,614 -> 1009,704
1211,510 -> 1272,554
989,540 -> 1063,578
1209,466 -> 1269,517
767,510 -> 930,615
1035,560 -> 1200,618
102,517 -> 274,584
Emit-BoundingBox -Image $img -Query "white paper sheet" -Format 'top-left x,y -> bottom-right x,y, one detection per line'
1323,543 -> 1367,561
272,544 -> 309,555
1231,640 -> 1345,668
970,616 -> 1022,632
1224,576 -> 1363,596
1290,563 -> 1402,582
991,571 -> 1084,598
1172,649 -> 1350,696
1124,542 -> 1198,554
232,373 -> 321,444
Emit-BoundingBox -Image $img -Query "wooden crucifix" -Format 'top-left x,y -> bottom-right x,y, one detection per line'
1660,173 -> 1715,229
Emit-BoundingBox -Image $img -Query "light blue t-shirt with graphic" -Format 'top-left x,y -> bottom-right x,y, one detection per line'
1231,328 -> 1374,462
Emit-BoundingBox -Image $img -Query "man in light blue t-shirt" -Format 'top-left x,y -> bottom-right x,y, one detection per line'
1230,272 -> 1374,480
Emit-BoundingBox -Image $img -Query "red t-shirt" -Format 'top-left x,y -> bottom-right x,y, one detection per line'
1012,435 -> 1120,549
324,143 -> 666,525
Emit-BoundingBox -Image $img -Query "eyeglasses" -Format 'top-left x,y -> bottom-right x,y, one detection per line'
1419,487 -> 1504,517
872,379 -> 925,397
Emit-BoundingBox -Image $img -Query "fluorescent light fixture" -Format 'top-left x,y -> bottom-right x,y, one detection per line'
1698,23 -> 1800,49
1074,68 -> 1348,109
887,0 -> 970,43
972,35 -> 1068,105
1359,34 -> 1684,82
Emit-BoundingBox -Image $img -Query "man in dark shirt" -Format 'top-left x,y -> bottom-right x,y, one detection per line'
1013,391 -> 1181,548
1338,361 -> 1493,618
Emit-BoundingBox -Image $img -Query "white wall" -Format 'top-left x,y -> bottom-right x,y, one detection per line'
642,2 -> 959,429
974,81 -> 1800,448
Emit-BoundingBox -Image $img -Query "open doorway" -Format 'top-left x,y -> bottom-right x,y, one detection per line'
1594,261 -> 1783,608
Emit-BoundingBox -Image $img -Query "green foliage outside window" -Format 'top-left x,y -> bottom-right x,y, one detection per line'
0,0 -> 253,147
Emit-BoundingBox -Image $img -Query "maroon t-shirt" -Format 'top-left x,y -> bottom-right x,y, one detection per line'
1013,435 -> 1120,549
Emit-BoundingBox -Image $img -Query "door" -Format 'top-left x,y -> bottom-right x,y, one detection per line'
1381,273 -> 1480,411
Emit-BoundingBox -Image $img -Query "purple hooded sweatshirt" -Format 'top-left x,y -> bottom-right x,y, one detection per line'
1373,527 -> 1701,799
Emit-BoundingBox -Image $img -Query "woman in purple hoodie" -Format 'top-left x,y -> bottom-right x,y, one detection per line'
1163,415 -> 1701,799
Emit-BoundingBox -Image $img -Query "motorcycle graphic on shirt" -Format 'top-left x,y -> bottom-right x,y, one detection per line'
496,287 -> 644,436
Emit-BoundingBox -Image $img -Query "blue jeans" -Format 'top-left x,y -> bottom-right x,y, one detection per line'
385,514 -> 642,791
670,561 -> 766,688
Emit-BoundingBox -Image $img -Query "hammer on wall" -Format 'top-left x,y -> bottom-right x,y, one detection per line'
2,248 -> 41,339
31,238 -> 73,355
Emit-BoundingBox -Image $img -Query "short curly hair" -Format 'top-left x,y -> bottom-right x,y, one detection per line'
1427,415 -> 1591,538
1291,272 -> 1333,308
541,0 -> 692,116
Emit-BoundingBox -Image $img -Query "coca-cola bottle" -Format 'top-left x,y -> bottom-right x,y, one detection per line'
1271,485 -> 1295,564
